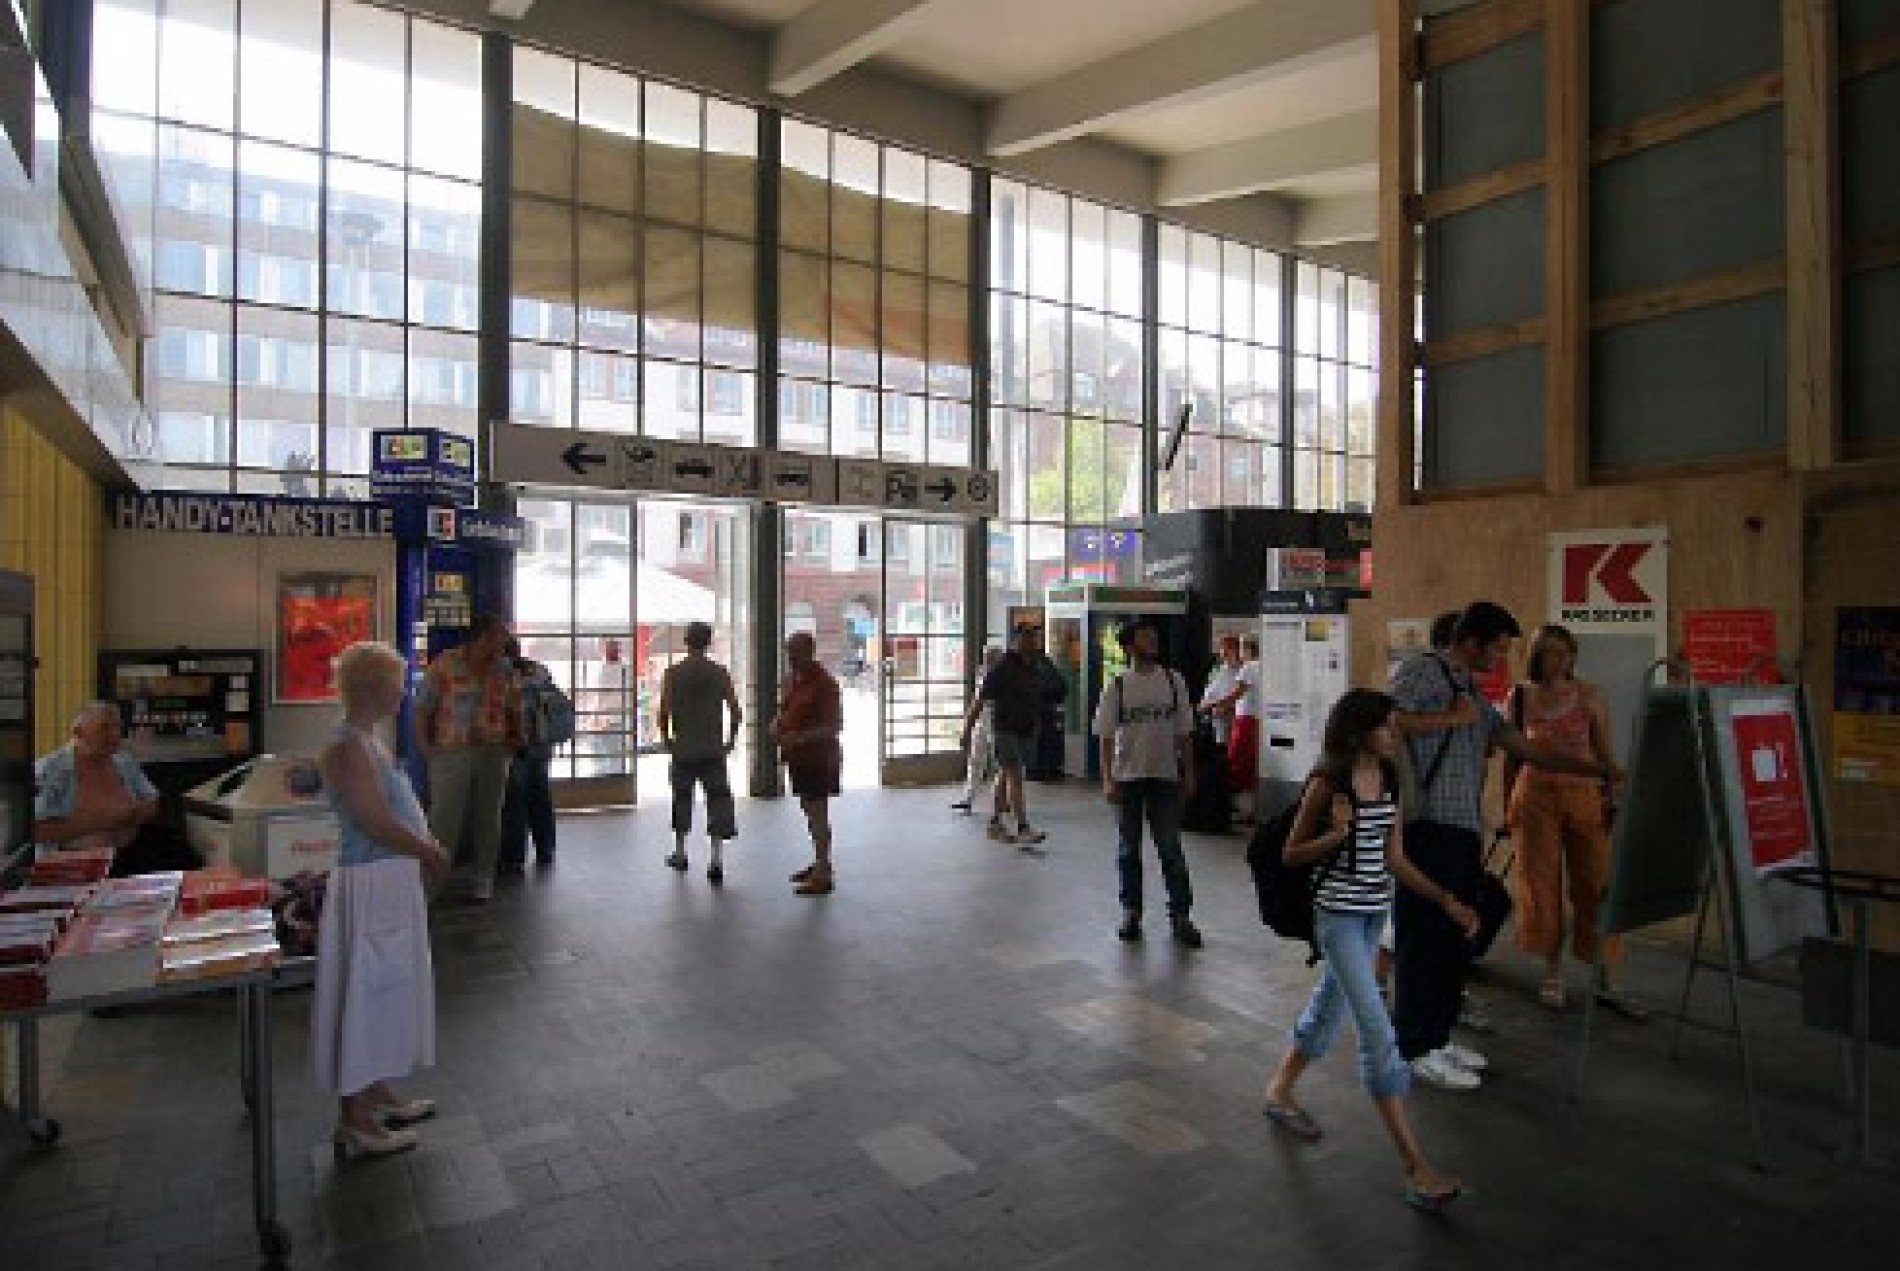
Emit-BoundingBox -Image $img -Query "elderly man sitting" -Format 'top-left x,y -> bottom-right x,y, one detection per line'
33,701 -> 162,871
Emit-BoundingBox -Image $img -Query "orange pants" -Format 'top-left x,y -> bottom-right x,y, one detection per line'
1508,778 -> 1621,967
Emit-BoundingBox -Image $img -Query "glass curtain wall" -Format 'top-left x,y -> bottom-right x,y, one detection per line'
1292,262 -> 1379,512
988,182 -> 1146,637
1156,225 -> 1286,513
92,0 -> 483,495
506,47 -> 760,784
776,120 -> 973,773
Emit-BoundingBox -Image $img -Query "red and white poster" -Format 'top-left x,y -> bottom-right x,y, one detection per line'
1728,698 -> 1812,873
1684,609 -> 1779,685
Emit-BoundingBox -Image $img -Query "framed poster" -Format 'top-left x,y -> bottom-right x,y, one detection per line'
276,573 -> 378,703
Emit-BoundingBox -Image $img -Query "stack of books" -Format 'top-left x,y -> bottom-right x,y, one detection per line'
160,908 -> 280,984
29,848 -> 115,886
0,885 -> 97,915
90,873 -> 184,912
45,905 -> 170,1001
179,867 -> 274,918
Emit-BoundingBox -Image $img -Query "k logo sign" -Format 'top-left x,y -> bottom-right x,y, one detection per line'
1548,528 -> 1668,636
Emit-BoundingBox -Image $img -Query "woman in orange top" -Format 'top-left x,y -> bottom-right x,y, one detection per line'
1505,625 -> 1643,1018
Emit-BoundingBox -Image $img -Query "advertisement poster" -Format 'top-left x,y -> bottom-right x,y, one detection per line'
1834,607 -> 1900,785
276,574 -> 378,703
1729,698 -> 1812,872
1550,526 -> 1670,771
1683,609 -> 1778,685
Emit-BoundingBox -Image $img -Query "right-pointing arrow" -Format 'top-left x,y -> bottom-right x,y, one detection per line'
926,477 -> 956,503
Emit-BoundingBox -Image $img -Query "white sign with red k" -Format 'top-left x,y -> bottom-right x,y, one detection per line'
1548,526 -> 1669,639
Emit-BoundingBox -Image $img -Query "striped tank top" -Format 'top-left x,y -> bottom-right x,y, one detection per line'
1314,783 -> 1397,914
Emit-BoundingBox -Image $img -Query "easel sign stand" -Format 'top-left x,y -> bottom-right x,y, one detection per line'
1572,660 -> 1838,1172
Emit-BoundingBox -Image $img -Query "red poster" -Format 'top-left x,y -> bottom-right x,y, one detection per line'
1684,609 -> 1779,685
1729,701 -> 1811,872
1474,659 -> 1514,709
277,575 -> 378,703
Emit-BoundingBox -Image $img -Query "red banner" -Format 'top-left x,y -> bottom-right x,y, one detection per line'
1684,609 -> 1778,685
1729,700 -> 1811,872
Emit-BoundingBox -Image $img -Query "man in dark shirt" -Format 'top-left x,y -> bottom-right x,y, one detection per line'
961,623 -> 1048,845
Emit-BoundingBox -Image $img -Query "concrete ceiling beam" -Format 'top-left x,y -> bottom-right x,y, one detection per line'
1294,190 -> 1379,245
985,0 -> 1374,157
769,0 -> 942,97
1157,109 -> 1378,206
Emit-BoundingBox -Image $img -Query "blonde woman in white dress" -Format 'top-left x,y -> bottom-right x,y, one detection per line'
313,642 -> 450,1159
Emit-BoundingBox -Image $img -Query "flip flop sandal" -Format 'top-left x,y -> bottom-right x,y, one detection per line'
1404,1183 -> 1464,1214
1262,1101 -> 1322,1143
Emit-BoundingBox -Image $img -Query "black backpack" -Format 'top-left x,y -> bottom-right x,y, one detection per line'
1245,762 -> 1397,964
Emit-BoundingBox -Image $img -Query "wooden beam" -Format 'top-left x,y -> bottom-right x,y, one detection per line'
1419,317 -> 1546,367
1785,0 -> 1841,472
1847,235 -> 1900,274
1590,71 -> 1783,165
1590,259 -> 1786,331
1420,0 -> 1543,73
1377,0 -> 1419,509
1545,0 -> 1587,495
1843,28 -> 1900,78
1417,156 -> 1546,220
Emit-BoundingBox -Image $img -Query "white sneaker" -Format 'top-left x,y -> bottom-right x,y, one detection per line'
1439,1042 -> 1488,1073
1410,1050 -> 1481,1092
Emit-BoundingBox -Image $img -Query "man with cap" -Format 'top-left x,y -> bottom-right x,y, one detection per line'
1095,618 -> 1202,947
657,621 -> 743,884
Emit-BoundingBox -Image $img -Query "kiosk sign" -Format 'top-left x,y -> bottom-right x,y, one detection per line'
1550,528 -> 1668,635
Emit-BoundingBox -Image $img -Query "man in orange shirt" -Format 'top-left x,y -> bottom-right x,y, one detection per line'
774,632 -> 843,896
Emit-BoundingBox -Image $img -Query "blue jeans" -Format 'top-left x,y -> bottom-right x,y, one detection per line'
1293,907 -> 1411,1099
1115,779 -> 1193,918
499,752 -> 557,867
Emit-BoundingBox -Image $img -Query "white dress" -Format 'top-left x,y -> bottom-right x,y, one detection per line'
311,725 -> 436,1096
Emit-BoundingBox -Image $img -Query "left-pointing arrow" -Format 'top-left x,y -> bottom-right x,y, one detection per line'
562,441 -> 606,475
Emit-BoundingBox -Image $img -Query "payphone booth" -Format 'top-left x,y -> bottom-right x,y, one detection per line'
373,430 -> 526,769
1044,584 -> 1191,780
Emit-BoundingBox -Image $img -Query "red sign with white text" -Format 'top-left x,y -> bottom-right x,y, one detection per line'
1729,700 -> 1811,872
1684,609 -> 1778,685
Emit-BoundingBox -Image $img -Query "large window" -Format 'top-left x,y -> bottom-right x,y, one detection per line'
508,50 -> 760,446
1157,226 -> 1286,513
1292,262 -> 1378,512
989,182 -> 1146,632
94,0 -> 482,495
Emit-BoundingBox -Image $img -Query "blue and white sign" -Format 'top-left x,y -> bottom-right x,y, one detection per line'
371,428 -> 477,506
390,503 -> 527,550
113,492 -> 395,539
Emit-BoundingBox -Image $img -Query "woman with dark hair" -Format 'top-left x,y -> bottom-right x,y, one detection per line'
1260,689 -> 1475,1211
1505,625 -> 1643,1017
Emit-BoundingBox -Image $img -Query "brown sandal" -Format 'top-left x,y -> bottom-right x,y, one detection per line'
793,866 -> 834,896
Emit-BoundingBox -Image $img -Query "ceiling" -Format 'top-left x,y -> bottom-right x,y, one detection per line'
546,0 -> 1405,244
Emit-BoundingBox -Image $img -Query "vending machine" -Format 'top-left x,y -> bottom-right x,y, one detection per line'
1043,584 -> 1191,780
373,429 -> 526,765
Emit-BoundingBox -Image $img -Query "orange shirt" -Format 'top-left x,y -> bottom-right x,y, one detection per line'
419,647 -> 522,749
778,662 -> 842,765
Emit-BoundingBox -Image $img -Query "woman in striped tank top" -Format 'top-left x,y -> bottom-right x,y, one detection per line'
1260,689 -> 1478,1212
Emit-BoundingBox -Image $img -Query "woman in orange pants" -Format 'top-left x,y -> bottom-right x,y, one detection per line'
1505,625 -> 1644,1019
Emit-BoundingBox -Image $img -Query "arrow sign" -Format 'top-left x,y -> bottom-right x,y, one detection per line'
562,441 -> 607,476
926,477 -> 956,503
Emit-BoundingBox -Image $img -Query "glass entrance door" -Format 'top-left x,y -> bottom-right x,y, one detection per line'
879,518 -> 967,785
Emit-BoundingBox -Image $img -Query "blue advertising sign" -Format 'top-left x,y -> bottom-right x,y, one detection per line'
390,502 -> 527,551
1068,527 -> 1140,561
371,428 -> 477,506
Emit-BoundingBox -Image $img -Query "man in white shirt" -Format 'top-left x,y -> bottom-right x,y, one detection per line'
1095,619 -> 1201,948
1199,636 -> 1242,750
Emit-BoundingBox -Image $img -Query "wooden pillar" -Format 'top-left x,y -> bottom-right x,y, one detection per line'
1376,0 -> 1419,509
1544,0 -> 1588,493
1784,0 -> 1840,471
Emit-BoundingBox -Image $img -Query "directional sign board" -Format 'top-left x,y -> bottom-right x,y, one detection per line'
663,441 -> 717,495
712,447 -> 765,499
837,458 -> 886,508
494,422 -> 995,517
764,452 -> 836,505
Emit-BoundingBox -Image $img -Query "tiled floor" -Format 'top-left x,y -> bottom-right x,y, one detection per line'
2,783 -> 1896,1269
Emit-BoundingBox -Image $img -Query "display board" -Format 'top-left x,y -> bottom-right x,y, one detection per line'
101,649 -> 262,766
1603,678 -> 1833,963
1256,605 -> 1352,815
1705,688 -> 1831,964
1602,685 -> 1719,935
